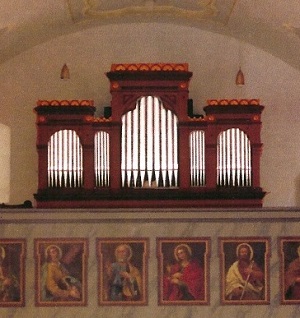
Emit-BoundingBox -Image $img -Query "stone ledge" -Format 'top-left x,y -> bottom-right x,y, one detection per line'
0,207 -> 299,224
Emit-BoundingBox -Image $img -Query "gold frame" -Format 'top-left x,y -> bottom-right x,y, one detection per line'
34,238 -> 88,306
157,237 -> 210,305
0,239 -> 26,307
97,238 -> 149,306
279,236 -> 300,304
219,237 -> 270,305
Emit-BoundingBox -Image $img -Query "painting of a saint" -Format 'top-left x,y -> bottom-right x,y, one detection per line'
157,238 -> 210,305
220,237 -> 270,304
97,238 -> 148,305
0,240 -> 25,307
279,237 -> 300,304
35,239 -> 88,306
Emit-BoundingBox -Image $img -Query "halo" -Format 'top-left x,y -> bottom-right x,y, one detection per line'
0,246 -> 5,260
297,245 -> 300,257
174,244 -> 192,261
45,244 -> 63,260
236,243 -> 253,261
115,244 -> 133,261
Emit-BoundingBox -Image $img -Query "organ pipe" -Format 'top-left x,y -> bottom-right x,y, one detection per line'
217,128 -> 252,187
121,96 -> 178,188
48,130 -> 83,188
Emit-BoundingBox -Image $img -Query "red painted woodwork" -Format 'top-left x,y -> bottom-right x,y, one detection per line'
34,64 -> 265,208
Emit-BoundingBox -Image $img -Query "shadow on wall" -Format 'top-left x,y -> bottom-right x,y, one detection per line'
295,174 -> 300,206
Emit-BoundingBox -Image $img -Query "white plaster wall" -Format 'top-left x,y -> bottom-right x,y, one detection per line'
0,23 -> 299,206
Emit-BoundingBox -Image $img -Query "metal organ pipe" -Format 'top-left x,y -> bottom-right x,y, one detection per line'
95,131 -> 110,187
121,96 -> 178,188
190,131 -> 205,187
48,130 -> 83,188
217,128 -> 252,187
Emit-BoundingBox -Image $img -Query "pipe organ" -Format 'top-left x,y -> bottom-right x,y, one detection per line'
34,63 -> 265,208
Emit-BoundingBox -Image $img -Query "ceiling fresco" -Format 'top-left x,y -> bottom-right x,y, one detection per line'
0,0 -> 299,70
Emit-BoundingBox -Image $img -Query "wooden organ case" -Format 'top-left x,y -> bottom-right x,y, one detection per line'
34,63 -> 265,208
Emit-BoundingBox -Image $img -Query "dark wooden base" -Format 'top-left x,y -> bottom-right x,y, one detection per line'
34,187 -> 266,209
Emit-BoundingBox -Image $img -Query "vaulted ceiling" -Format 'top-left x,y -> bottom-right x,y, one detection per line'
1,0 -> 300,70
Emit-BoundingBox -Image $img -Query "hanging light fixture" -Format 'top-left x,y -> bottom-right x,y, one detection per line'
235,40 -> 245,87
235,67 -> 245,86
60,63 -> 70,80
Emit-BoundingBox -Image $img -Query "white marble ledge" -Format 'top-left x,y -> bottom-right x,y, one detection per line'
0,207 -> 300,223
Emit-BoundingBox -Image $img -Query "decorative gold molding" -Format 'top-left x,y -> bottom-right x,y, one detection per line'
37,100 -> 94,106
207,99 -> 260,106
67,0 -> 218,23
111,63 -> 188,72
